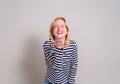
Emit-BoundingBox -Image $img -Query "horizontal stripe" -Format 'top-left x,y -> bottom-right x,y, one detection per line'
43,39 -> 78,84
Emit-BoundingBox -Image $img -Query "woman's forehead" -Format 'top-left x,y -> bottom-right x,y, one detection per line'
54,19 -> 66,25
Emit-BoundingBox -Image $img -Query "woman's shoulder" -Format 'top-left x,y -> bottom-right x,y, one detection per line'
70,40 -> 77,45
43,39 -> 51,45
69,40 -> 77,47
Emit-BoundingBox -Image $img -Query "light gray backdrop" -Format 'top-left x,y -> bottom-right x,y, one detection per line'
0,0 -> 120,84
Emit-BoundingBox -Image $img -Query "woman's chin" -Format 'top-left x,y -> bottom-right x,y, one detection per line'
55,36 -> 64,39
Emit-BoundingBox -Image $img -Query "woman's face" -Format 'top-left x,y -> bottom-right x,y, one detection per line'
52,19 -> 68,40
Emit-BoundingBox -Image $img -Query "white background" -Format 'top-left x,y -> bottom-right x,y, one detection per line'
0,0 -> 120,84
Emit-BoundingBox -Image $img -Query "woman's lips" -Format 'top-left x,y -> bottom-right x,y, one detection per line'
57,31 -> 63,34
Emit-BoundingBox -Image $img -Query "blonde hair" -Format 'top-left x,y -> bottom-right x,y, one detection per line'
49,17 -> 70,47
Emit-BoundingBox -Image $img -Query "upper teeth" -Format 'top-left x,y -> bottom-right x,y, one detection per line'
57,32 -> 62,34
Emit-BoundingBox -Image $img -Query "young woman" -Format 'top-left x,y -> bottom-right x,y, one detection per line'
43,17 -> 78,84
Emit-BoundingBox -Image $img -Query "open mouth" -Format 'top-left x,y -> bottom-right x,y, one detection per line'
57,31 -> 63,34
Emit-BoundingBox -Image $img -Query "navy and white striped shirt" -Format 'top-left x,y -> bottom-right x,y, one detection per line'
43,39 -> 78,84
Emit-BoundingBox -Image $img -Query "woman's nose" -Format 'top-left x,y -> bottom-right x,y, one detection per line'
58,26 -> 62,30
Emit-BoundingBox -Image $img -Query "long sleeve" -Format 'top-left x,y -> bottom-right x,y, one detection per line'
68,43 -> 78,84
43,40 -> 63,70
43,41 -> 54,66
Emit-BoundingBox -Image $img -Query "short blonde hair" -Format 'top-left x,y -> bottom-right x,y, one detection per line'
49,17 -> 70,47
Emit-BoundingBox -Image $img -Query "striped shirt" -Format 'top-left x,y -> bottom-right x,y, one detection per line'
43,39 -> 78,84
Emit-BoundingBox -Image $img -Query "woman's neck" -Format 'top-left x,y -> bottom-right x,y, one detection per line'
55,38 -> 65,44
54,38 -> 65,48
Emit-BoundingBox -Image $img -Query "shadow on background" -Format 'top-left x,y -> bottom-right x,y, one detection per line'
21,37 -> 46,84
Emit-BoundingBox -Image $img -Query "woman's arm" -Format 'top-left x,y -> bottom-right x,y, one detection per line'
68,43 -> 78,84
43,40 -> 63,70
